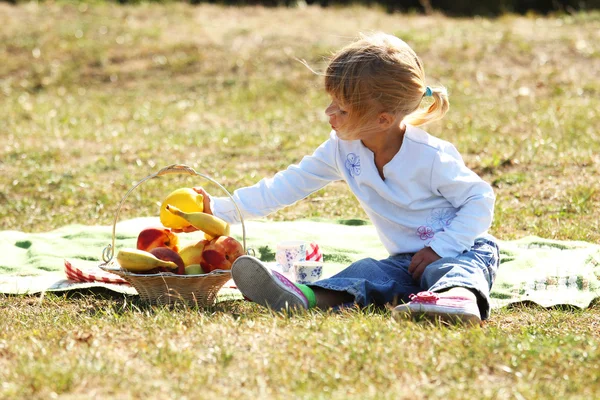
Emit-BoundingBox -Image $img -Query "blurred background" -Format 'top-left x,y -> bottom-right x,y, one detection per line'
1,1 -> 599,243
4,0 -> 599,15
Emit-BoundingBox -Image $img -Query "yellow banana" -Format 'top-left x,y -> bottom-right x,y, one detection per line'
204,232 -> 215,241
116,248 -> 179,273
165,204 -> 230,238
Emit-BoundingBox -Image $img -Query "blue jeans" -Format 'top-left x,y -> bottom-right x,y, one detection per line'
309,235 -> 500,320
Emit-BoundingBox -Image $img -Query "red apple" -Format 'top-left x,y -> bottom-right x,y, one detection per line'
150,247 -> 185,275
201,236 -> 244,272
137,227 -> 180,253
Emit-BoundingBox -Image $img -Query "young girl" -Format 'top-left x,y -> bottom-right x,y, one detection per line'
193,32 -> 499,324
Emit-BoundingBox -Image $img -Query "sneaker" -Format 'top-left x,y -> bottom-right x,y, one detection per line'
231,256 -> 308,311
392,291 -> 481,325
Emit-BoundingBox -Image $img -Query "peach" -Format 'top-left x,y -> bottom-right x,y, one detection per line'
201,236 -> 244,272
137,227 -> 179,253
150,247 -> 185,275
178,240 -> 209,266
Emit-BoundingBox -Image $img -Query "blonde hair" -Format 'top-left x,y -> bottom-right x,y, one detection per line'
324,32 -> 449,130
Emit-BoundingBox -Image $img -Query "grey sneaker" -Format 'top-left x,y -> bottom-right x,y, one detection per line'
392,291 -> 482,325
231,256 -> 308,311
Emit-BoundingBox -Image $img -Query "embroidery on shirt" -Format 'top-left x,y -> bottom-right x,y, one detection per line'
345,153 -> 361,177
417,226 -> 435,240
416,209 -> 457,241
426,208 -> 456,230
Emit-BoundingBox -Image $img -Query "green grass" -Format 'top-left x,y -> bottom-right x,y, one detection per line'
1,3 -> 600,398
1,294 -> 600,399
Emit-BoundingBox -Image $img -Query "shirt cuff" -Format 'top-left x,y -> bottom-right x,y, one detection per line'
211,197 -> 241,224
428,235 -> 466,258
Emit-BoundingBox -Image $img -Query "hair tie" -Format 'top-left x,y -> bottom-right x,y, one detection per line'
424,86 -> 433,97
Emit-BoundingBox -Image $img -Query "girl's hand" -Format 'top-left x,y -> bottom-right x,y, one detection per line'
408,247 -> 441,281
170,187 -> 213,233
172,225 -> 199,233
191,186 -> 213,215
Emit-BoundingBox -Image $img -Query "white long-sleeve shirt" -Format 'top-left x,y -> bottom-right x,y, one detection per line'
212,125 -> 495,258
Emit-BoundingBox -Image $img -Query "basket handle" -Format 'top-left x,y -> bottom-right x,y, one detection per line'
102,164 -> 248,263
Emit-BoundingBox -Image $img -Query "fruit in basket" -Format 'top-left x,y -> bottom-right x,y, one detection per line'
165,204 -> 230,237
116,248 -> 179,273
201,236 -> 244,272
185,264 -> 205,275
160,188 -> 204,230
178,240 -> 209,266
150,247 -> 185,274
137,227 -> 180,253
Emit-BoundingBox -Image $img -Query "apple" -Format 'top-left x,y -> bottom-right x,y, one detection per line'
178,240 -> 209,266
201,236 -> 244,272
185,264 -> 205,275
150,247 -> 185,275
137,227 -> 179,253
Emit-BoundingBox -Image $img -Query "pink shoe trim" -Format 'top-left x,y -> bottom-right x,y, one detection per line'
231,256 -> 308,311
272,270 -> 308,302
409,291 -> 439,303
394,291 -> 482,324
409,291 -> 475,308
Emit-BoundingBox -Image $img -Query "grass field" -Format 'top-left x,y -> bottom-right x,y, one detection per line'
1,2 -> 600,399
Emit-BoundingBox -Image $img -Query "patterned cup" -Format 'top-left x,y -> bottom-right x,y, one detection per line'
275,241 -> 307,272
292,261 -> 323,284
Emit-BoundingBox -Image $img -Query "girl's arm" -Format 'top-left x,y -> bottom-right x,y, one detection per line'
211,134 -> 342,224
427,146 -> 495,257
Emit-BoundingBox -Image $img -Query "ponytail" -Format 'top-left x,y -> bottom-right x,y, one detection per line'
403,86 -> 450,127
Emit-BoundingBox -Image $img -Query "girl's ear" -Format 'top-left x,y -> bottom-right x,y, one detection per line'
378,112 -> 395,129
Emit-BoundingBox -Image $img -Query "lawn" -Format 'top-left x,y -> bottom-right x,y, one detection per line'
1,2 -> 600,399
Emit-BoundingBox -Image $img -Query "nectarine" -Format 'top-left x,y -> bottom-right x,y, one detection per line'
201,236 -> 244,272
137,227 -> 179,253
150,247 -> 185,275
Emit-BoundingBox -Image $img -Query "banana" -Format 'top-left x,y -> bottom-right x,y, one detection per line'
204,232 -> 215,241
116,248 -> 179,273
165,204 -> 230,238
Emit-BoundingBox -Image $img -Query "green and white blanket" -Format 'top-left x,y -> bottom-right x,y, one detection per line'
2,218 -> 599,309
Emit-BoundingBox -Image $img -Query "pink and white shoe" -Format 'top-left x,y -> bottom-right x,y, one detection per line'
231,256 -> 308,311
392,291 -> 482,325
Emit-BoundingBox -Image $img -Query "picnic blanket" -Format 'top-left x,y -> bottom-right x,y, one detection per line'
1,218 -> 600,309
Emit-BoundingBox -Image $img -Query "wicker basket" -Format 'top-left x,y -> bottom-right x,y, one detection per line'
99,164 -> 249,306
100,266 -> 233,306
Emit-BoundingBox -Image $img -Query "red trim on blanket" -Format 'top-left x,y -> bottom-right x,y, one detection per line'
64,260 -> 129,285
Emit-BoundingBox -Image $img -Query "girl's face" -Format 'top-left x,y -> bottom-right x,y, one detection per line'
325,98 -> 353,139
325,97 -> 382,141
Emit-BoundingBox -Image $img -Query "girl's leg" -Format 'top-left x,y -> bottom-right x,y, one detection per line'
231,254 -> 421,312
309,255 -> 421,308
311,287 -> 354,309
418,236 -> 500,320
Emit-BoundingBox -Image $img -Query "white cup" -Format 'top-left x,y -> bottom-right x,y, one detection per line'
275,240 -> 306,272
292,261 -> 323,284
